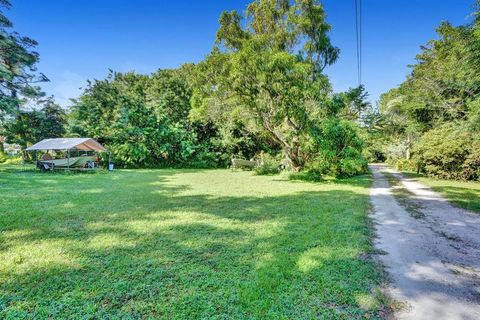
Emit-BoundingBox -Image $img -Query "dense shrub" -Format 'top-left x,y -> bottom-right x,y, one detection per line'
394,159 -> 418,172
0,154 -> 22,165
385,140 -> 409,164
306,119 -> 368,177
413,123 -> 480,180
68,71 -> 225,168
288,170 -> 323,182
254,152 -> 280,175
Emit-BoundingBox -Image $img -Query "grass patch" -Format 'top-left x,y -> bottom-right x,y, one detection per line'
382,171 -> 425,219
0,165 -> 385,319
402,172 -> 480,213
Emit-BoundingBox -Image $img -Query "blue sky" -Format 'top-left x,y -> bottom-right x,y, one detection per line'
8,0 -> 475,107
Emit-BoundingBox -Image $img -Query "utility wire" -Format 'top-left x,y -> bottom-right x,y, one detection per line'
360,0 -> 362,85
354,0 -> 362,86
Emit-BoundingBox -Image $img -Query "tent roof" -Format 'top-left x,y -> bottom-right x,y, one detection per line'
25,138 -> 107,152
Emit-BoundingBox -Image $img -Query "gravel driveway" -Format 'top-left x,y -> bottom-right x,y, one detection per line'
369,164 -> 480,320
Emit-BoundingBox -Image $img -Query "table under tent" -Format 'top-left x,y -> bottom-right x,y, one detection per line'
24,138 -> 110,171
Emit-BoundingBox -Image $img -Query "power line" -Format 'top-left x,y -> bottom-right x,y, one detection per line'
360,0 -> 362,85
354,0 -> 362,86
354,0 -> 359,85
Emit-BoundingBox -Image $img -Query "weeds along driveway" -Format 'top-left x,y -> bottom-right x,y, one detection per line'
369,164 -> 480,320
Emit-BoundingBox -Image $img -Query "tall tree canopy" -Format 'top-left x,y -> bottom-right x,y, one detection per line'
4,99 -> 66,148
375,1 -> 480,180
191,0 -> 365,173
64,0 -> 368,176
69,69 -> 226,168
0,0 -> 47,113
0,0 -> 49,151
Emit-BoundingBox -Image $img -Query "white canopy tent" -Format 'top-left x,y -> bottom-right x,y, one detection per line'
24,138 -> 110,171
25,138 -> 107,152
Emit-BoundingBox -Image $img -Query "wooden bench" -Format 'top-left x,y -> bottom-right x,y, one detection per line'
231,158 -> 259,170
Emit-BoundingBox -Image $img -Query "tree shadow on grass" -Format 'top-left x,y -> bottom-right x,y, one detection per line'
426,186 -> 480,213
0,169 -> 384,319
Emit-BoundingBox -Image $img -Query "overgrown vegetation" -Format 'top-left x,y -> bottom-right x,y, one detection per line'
369,1 -> 480,180
0,0 -> 369,178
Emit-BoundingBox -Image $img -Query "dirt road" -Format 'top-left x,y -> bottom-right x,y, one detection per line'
369,164 -> 480,320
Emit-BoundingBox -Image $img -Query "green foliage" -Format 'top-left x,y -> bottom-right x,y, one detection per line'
377,4 -> 480,180
385,140 -> 409,164
288,169 -> 323,182
413,123 -> 480,180
394,159 -> 418,172
69,70 -> 224,168
254,152 -> 280,175
2,100 -> 66,147
307,119 -> 368,177
382,22 -> 480,130
0,0 -> 48,152
0,153 -> 20,164
0,0 -> 47,117
63,0 -> 368,175
191,0 -> 367,175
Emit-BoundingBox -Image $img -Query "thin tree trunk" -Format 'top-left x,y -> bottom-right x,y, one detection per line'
406,133 -> 411,160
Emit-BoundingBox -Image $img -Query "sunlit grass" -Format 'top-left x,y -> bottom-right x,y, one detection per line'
0,165 -> 385,319
402,172 -> 480,213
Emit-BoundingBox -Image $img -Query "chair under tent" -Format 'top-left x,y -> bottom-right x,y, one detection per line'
23,138 -> 111,171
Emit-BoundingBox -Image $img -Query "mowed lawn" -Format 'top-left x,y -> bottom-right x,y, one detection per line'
402,172 -> 480,213
0,165 -> 383,319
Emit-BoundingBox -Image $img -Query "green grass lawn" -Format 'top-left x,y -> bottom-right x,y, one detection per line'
402,172 -> 480,213
0,165 -> 385,319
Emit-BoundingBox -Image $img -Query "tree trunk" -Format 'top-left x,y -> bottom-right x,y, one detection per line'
406,133 -> 411,160
261,118 -> 304,171
284,146 -> 303,172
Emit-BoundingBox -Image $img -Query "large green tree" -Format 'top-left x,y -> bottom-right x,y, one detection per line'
378,1 -> 480,179
0,0 -> 48,151
68,0 -> 368,174
191,0 -> 346,170
4,99 -> 66,148
69,69 -> 224,167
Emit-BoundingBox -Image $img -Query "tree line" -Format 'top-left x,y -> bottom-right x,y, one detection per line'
366,1 -> 480,180
0,0 -> 370,178
2,0 -> 479,180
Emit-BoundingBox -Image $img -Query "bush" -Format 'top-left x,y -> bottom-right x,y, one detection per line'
288,170 -> 323,182
254,152 -> 280,175
394,158 -> 418,172
413,123 -> 480,180
385,140 -> 409,164
306,119 -> 368,177
0,155 -> 22,165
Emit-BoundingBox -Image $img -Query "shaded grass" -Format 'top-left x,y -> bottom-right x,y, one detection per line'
402,172 -> 480,213
0,165 -> 385,319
